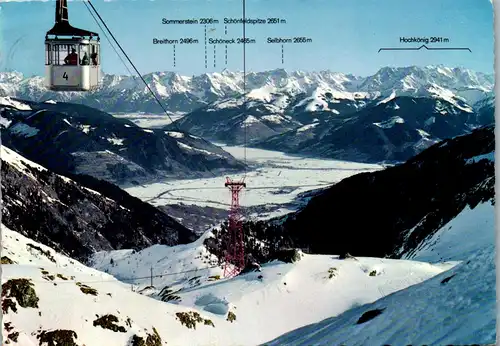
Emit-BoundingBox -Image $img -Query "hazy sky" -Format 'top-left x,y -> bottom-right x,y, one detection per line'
0,0 -> 494,77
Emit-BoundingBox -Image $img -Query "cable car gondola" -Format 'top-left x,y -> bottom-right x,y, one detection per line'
44,0 -> 101,92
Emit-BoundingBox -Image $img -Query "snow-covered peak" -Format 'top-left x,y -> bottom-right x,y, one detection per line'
425,83 -> 473,113
246,85 -> 274,102
360,65 -> 493,94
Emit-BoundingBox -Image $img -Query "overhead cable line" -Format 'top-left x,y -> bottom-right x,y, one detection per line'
82,1 -> 135,78
86,0 -> 170,117
85,0 -> 220,178
27,265 -> 221,284
242,0 -> 248,178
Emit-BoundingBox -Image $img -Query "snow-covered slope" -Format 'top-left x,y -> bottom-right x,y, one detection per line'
264,201 -> 496,346
2,220 -> 459,346
89,232 -> 223,287
1,224 -> 110,275
172,254 -> 457,346
1,225 -> 222,346
403,201 -> 495,263
89,232 -> 458,346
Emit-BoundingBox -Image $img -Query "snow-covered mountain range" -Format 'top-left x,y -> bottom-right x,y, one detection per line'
1,65 -> 494,163
1,65 -> 493,115
161,65 -> 494,162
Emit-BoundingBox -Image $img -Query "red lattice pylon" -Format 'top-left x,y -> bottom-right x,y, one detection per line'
223,176 -> 246,278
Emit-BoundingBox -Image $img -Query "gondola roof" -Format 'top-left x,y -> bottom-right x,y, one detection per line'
46,22 -> 98,38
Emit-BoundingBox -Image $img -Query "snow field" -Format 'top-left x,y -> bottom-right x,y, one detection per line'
2,219 -> 458,346
177,254 -> 455,345
90,233 -> 456,346
1,265 -> 223,346
264,201 -> 496,345
265,245 -> 495,346
1,227 -> 224,346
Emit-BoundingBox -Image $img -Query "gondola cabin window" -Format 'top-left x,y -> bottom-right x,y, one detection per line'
79,43 -> 90,65
90,44 -> 99,65
45,44 -> 51,65
46,44 -> 79,66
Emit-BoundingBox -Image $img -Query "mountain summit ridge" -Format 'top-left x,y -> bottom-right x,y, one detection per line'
0,65 -> 494,114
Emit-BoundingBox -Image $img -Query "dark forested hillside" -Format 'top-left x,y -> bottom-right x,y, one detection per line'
206,125 -> 495,263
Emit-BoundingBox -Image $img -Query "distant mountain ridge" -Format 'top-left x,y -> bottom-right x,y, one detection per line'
250,95 -> 493,163
0,97 -> 245,185
153,65 -> 493,163
0,65 -> 494,114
